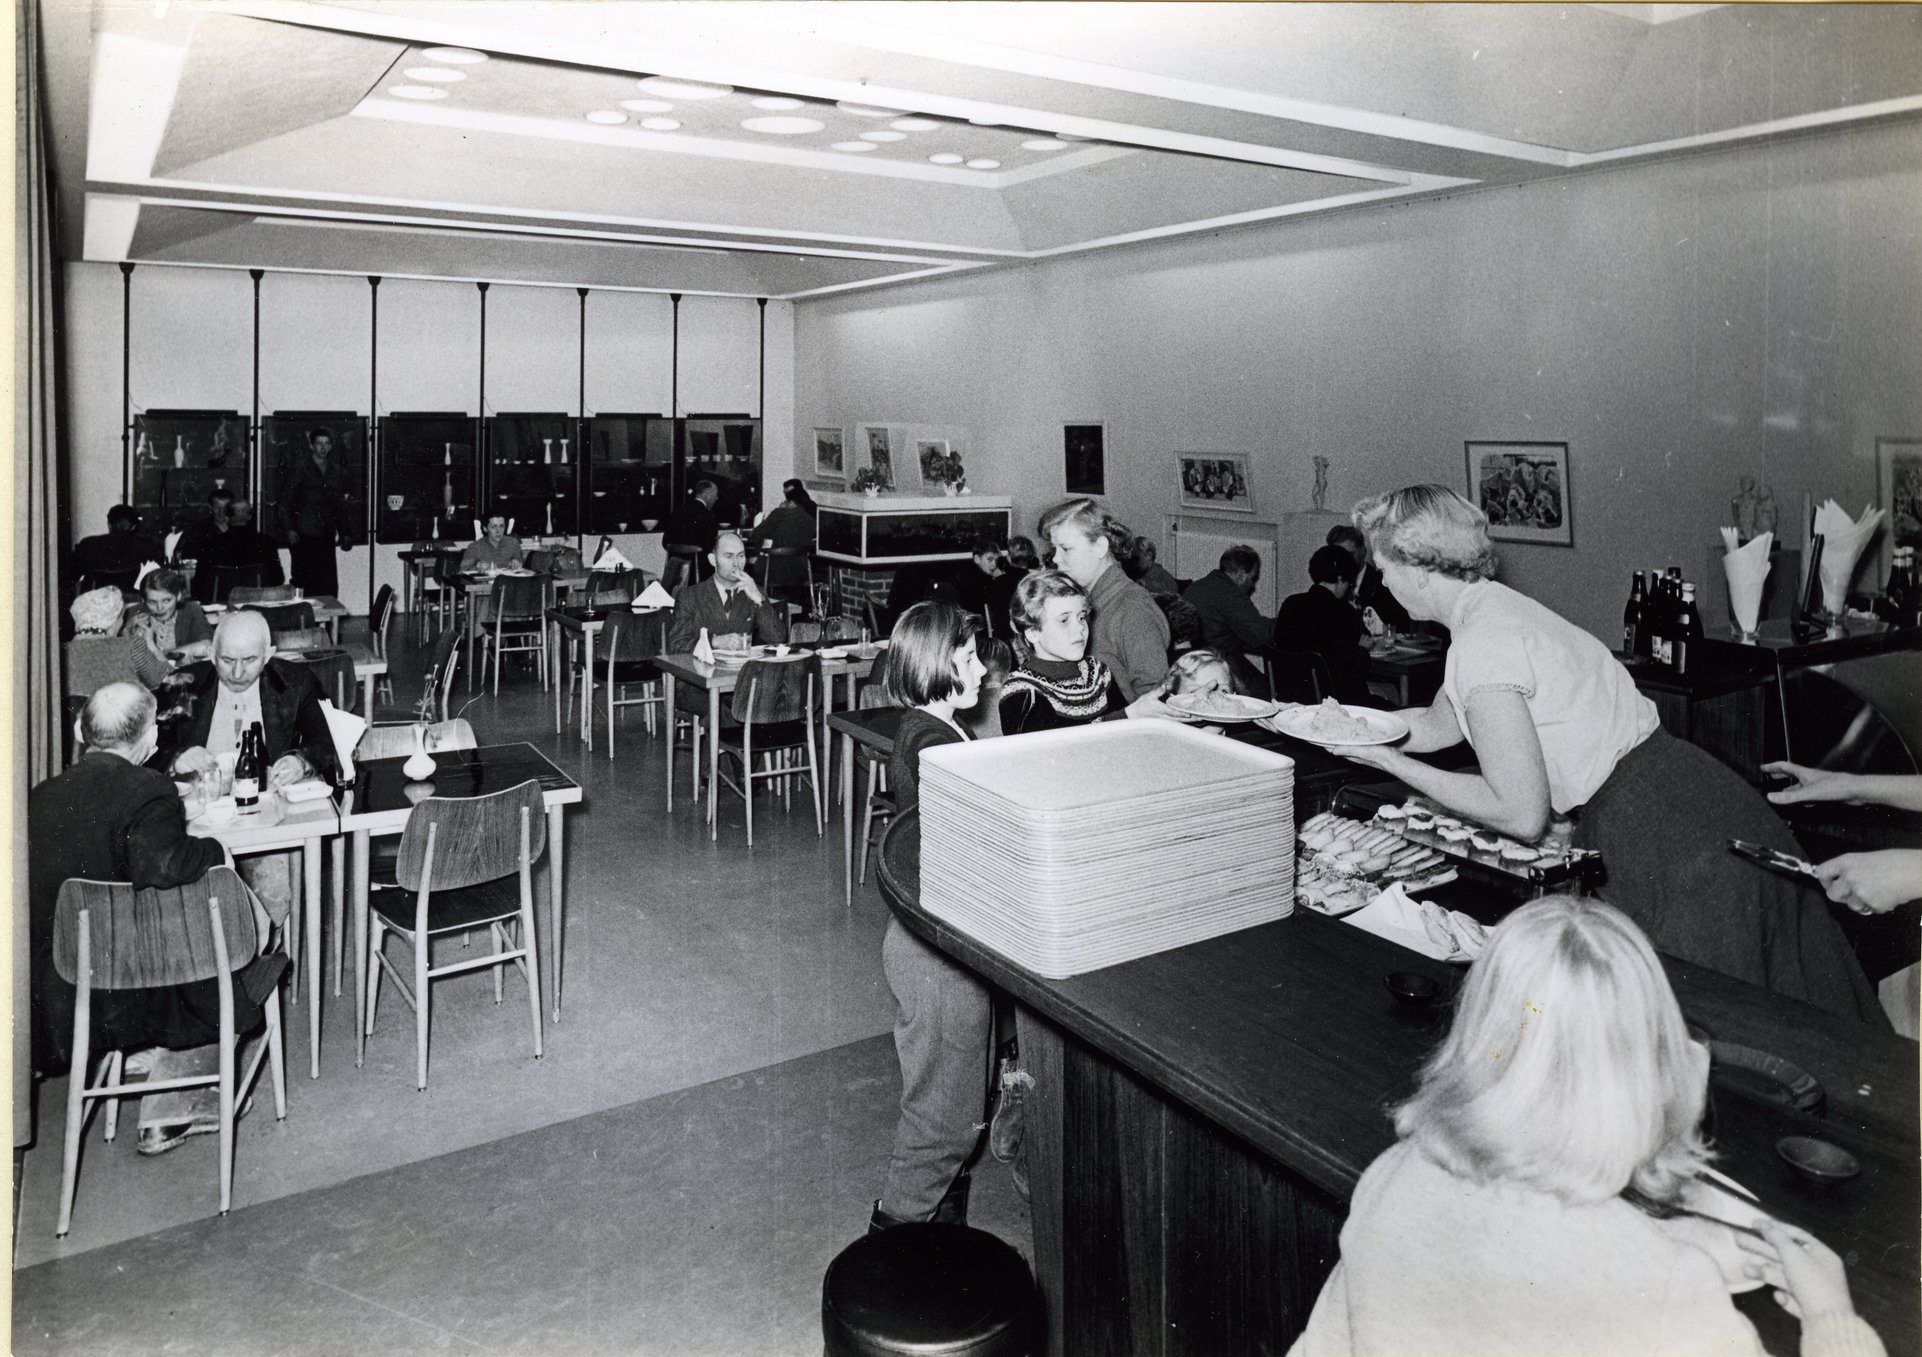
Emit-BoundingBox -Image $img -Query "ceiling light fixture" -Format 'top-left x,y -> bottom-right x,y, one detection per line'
585,110 -> 627,125
421,47 -> 488,64
1021,138 -> 1068,151
837,102 -> 901,118
621,98 -> 674,113
403,67 -> 465,83
927,152 -> 964,165
751,96 -> 805,111
859,130 -> 906,143
637,76 -> 732,100
830,141 -> 878,153
966,158 -> 1000,170
741,115 -> 825,135
890,117 -> 939,132
388,86 -> 447,101
639,117 -> 682,131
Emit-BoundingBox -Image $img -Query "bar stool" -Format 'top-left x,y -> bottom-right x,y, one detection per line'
662,544 -> 704,592
822,1223 -> 1038,1357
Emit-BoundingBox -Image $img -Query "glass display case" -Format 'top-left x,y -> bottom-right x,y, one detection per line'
583,413 -> 673,533
486,412 -> 577,537
677,414 -> 763,530
130,410 -> 249,536
376,413 -> 479,545
815,492 -> 1014,564
259,412 -> 370,545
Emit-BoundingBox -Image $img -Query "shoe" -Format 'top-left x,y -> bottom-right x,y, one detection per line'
136,1095 -> 253,1157
990,1058 -> 1031,1165
932,1170 -> 971,1226
122,1047 -> 163,1079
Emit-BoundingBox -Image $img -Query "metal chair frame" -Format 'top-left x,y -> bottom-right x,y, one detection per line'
714,658 -> 824,848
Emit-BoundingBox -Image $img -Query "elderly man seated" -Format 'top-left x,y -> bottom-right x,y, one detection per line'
29,683 -> 284,1154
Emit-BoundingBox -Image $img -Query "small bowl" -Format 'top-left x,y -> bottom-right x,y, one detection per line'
201,796 -> 238,827
1385,971 -> 1441,1007
1776,1136 -> 1859,1187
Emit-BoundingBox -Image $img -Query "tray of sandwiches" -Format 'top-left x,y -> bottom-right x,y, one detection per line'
1326,785 -> 1603,895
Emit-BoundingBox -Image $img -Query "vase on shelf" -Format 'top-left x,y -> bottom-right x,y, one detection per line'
444,443 -> 453,466
403,724 -> 438,781
558,437 -> 570,465
543,438 -> 554,466
545,501 -> 555,534
173,436 -> 186,469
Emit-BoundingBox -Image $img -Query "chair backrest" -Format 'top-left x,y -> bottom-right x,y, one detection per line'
396,778 -> 546,892
230,585 -> 297,605
822,615 -> 863,642
1262,648 -> 1333,705
287,650 -> 356,709
245,601 -> 316,634
63,638 -> 146,698
524,549 -> 558,575
490,574 -> 552,621
369,584 -> 396,657
730,656 -> 817,724
433,554 -> 467,585
789,621 -> 823,644
203,563 -> 266,604
603,608 -> 667,663
79,567 -> 142,595
587,568 -> 644,604
52,867 -> 260,990
356,717 -> 478,762
864,598 -> 887,641
276,626 -> 333,653
415,624 -> 463,721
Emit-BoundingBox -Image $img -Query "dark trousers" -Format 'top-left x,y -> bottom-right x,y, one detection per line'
288,537 -> 338,595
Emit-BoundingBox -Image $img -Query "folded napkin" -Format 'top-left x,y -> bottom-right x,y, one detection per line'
134,559 -> 162,590
164,529 -> 183,562
1343,882 -> 1489,962
1719,529 -> 1773,635
473,519 -> 483,541
1812,500 -> 1885,615
634,580 -> 675,610
692,628 -> 715,664
592,547 -> 633,571
320,699 -> 365,783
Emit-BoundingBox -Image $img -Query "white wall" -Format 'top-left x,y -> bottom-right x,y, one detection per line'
64,266 -> 795,613
794,122 -> 1922,643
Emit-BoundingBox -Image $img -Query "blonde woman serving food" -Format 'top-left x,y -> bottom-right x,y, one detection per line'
1321,484 -> 1878,1023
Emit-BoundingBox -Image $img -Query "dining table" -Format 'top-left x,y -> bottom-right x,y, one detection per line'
461,570 -> 591,686
306,595 -> 348,642
1360,632 -> 1446,706
546,603 -> 672,751
340,742 -> 583,1052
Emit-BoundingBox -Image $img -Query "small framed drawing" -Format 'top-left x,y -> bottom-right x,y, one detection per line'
856,424 -> 896,491
915,439 -> 950,484
1175,452 -> 1254,513
1466,441 -> 1573,547
1065,423 -> 1106,496
1877,436 -> 1922,572
813,427 -> 846,481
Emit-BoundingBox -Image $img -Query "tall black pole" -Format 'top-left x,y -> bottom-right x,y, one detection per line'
669,293 -> 681,419
249,269 -> 263,504
578,288 -> 589,547
368,275 -> 381,615
670,293 -> 682,505
756,297 -> 767,421
477,281 -> 489,536
119,262 -> 134,501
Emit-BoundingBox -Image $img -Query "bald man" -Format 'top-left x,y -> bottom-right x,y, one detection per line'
667,529 -> 788,653
160,610 -> 337,787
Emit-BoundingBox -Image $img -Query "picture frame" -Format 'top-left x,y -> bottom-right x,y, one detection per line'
915,438 -> 950,485
1876,435 -> 1922,573
1175,451 -> 1255,514
1465,440 -> 1573,547
1064,423 -> 1106,496
813,426 -> 846,481
855,424 -> 897,492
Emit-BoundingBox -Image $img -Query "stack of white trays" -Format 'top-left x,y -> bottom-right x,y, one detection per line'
919,721 -> 1296,978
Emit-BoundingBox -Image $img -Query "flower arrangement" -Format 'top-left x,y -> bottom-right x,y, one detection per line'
850,466 -> 890,494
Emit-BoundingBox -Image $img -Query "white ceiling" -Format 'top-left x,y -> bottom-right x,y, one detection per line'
41,0 -> 1922,300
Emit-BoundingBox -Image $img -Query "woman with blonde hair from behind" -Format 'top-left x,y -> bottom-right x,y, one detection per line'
1290,896 -> 1884,1357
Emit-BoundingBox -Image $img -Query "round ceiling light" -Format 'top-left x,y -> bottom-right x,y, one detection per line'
859,130 -> 906,143
927,152 -> 964,165
621,98 -> 674,113
420,47 -> 488,64
831,141 -> 878,153
966,158 -> 1001,170
837,101 -> 902,118
751,96 -> 805,111
741,115 -> 825,135
637,76 -> 733,100
403,67 -> 465,83
1021,138 -> 1068,151
388,85 -> 447,101
639,117 -> 682,132
585,110 -> 627,125
890,117 -> 939,132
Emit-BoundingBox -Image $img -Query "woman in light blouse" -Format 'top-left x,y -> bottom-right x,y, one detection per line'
1324,484 -> 1878,1023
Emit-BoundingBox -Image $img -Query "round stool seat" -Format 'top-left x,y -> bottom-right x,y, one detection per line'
822,1223 -> 1038,1357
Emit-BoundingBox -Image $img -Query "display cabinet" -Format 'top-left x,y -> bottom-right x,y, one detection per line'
376,413 -> 479,544
486,412 -> 577,537
260,412 -> 370,545
815,492 -> 1014,564
130,410 -> 250,535
583,413 -> 674,533
677,414 -> 763,529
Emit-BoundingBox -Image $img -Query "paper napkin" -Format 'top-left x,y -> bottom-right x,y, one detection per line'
1343,882 -> 1488,962
134,559 -> 162,590
319,699 -> 366,783
592,547 -> 633,571
634,580 -> 675,609
692,628 -> 715,664
1812,500 -> 1885,615
163,530 -> 183,562
1719,529 -> 1772,635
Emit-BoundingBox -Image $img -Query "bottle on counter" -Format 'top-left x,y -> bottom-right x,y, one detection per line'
1883,547 -> 1915,626
1623,571 -> 1646,657
1673,584 -> 1702,674
233,724 -> 263,811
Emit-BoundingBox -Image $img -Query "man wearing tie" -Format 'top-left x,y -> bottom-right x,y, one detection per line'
668,531 -> 787,652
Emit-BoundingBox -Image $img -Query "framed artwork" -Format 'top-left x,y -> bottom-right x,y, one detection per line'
916,438 -> 951,484
1466,440 -> 1573,547
1877,436 -> 1922,572
1175,452 -> 1255,514
813,427 -> 846,481
1065,423 -> 1106,496
856,424 -> 897,491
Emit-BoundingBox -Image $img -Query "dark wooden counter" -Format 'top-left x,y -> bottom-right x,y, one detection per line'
878,817 -> 1919,1357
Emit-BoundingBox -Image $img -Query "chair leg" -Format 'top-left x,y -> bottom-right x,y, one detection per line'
366,917 -> 386,1037
218,1015 -> 236,1216
743,742 -> 755,849
415,927 -> 431,1091
102,1051 -> 122,1142
56,1043 -> 88,1237
521,902 -> 544,1060
493,922 -> 506,1004
266,985 -> 287,1120
806,722 -> 824,835
858,764 -> 879,886
606,678 -> 616,762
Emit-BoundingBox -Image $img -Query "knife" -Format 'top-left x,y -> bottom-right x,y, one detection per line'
1728,838 -> 1821,882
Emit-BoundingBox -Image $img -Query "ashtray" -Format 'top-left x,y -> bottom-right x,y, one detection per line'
1775,1135 -> 1859,1187
1385,971 -> 1441,1007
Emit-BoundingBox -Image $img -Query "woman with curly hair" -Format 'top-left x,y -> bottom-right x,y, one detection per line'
1036,498 -> 1169,700
1325,484 -> 1878,1023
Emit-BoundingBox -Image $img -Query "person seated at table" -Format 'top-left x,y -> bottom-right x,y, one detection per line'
68,585 -> 168,693
71,504 -> 165,593
999,571 -> 1177,735
461,514 -> 524,573
950,537 -> 1012,627
1325,484 -> 1879,1023
1274,545 -> 1373,706
1182,545 -> 1273,695
664,479 -> 720,555
666,530 -> 787,653
1290,895 -> 1887,1357
1129,535 -> 1180,597
28,683 -> 284,1154
199,498 -> 286,591
1007,536 -> 1040,574
121,567 -> 214,664
171,488 -> 235,602
751,479 -> 817,609
873,600 -> 996,1231
1328,522 -> 1413,635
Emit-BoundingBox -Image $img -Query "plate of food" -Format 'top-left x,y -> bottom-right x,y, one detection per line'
1271,698 -> 1409,747
1165,691 -> 1283,723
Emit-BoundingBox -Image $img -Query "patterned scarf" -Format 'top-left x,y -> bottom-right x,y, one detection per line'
1002,655 -> 1114,722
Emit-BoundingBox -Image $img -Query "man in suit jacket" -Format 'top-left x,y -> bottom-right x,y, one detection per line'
29,684 -> 284,1153
157,610 -> 338,787
1181,545 -> 1274,694
668,531 -> 789,653
1273,545 -> 1373,705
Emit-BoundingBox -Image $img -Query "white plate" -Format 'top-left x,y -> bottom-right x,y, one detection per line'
1270,703 -> 1410,747
1165,692 -> 1283,723
280,779 -> 333,803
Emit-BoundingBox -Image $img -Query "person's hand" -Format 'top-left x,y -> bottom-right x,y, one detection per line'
1762,761 -> 1862,806
1735,1220 -> 1857,1322
1815,849 -> 1922,915
267,753 -> 311,789
1329,742 -> 1404,774
736,574 -> 766,606
172,746 -> 215,779
1123,691 -> 1182,721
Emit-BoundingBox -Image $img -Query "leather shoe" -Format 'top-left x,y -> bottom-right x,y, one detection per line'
136,1095 -> 252,1157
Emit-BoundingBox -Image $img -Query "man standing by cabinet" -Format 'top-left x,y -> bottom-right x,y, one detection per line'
277,428 -> 353,596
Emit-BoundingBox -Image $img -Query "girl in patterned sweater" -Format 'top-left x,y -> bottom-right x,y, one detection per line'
999,570 -> 1190,734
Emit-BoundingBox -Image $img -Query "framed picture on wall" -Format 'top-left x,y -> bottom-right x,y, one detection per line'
813,427 -> 846,481
1065,423 -> 1106,496
856,424 -> 898,491
1466,440 -> 1573,547
1877,436 -> 1922,573
1175,451 -> 1255,514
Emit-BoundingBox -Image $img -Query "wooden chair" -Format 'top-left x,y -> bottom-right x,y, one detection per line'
368,584 -> 397,706
475,575 -> 553,694
52,867 -> 287,1236
1261,647 -> 1334,705
599,609 -> 667,758
243,601 -> 316,636
662,543 -> 704,592
200,563 -> 267,606
274,626 -> 333,653
754,546 -> 815,604
372,625 -> 463,725
364,779 -> 546,1089
586,568 -> 645,605
284,649 -> 357,711
229,584 -> 297,605
714,657 -> 823,847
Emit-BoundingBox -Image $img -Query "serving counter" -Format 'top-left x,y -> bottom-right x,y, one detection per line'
877,816 -> 1919,1357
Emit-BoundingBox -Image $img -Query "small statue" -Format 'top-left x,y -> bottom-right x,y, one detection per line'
1731,475 -> 1759,542
1311,456 -> 1330,513
1754,482 -> 1778,540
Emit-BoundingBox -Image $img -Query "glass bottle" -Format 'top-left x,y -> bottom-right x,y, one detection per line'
232,724 -> 263,810
1673,584 -> 1702,674
1623,571 -> 1646,657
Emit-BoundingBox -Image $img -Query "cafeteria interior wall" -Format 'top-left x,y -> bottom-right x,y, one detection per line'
60,264 -> 795,609
795,121 -> 1922,644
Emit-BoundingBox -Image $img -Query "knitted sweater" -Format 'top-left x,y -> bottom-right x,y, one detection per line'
998,655 -> 1124,734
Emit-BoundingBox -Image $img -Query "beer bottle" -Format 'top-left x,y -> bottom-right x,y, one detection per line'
1623,571 -> 1646,657
233,724 -> 263,810
1674,584 -> 1702,674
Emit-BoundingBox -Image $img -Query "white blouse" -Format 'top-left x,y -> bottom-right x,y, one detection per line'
1440,580 -> 1659,814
